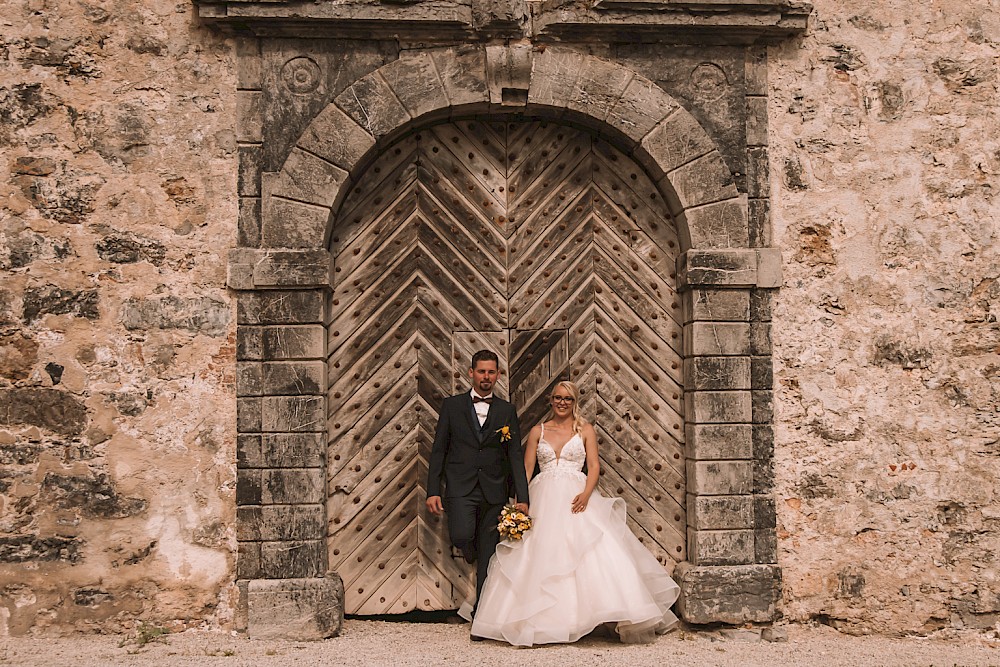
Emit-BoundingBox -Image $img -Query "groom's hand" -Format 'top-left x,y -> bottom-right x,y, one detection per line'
514,502 -> 529,514
426,495 -> 444,515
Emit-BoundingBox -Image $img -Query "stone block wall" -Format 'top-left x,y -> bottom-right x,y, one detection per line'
769,0 -> 1000,634
0,0 -> 996,637
0,1 -> 238,634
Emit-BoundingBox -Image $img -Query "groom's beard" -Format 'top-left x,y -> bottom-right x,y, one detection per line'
478,380 -> 494,394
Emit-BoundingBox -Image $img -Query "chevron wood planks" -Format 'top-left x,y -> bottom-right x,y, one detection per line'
327,118 -> 684,614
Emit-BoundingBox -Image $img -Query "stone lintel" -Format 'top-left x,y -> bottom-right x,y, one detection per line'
229,249 -> 332,290
196,2 -> 810,43
674,562 -> 781,624
246,575 -> 344,640
677,249 -> 783,289
196,4 -> 474,39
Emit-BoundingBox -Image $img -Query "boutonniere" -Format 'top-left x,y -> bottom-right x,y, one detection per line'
496,425 -> 512,442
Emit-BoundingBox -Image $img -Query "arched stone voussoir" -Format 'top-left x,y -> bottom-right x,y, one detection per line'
297,104 -> 376,174
641,107 -> 721,180
379,51 -> 450,121
335,69 -> 413,142
527,48 -> 584,111
606,74 -> 682,144
659,150 -> 741,222
264,148 -> 348,209
261,195 -> 332,250
567,57 -> 635,126
429,46 -> 489,108
269,46 -> 745,253
261,147 -> 341,249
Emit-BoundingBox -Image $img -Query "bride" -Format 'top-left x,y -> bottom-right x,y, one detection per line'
466,381 -> 680,646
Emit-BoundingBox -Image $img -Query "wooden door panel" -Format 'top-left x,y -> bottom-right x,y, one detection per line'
332,189 -> 420,285
332,153 -> 419,257
329,466 -> 414,570
593,274 -> 684,381
329,119 -> 685,614
429,122 -> 507,196
509,328 -> 570,434
417,169 -> 505,259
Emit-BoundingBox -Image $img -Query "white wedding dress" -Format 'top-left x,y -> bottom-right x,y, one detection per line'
467,426 -> 680,646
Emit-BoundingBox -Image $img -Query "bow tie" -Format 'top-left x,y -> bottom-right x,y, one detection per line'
473,396 -> 493,404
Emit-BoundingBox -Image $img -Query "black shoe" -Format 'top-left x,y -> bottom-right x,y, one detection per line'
470,634 -> 487,642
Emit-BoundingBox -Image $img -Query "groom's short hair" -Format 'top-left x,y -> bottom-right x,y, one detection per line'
471,349 -> 499,369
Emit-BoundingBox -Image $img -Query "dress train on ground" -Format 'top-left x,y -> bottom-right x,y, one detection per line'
465,432 -> 680,647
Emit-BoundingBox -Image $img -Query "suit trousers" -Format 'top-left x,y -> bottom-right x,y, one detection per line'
446,485 -> 504,613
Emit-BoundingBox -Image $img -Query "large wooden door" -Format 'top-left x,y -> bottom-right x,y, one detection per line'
327,119 -> 685,615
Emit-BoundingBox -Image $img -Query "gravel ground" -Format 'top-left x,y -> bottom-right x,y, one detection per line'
2,620 -> 999,667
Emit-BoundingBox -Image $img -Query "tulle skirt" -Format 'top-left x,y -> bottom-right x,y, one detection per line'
466,467 -> 680,647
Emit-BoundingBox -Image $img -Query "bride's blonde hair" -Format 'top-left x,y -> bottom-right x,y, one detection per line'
551,381 -> 588,435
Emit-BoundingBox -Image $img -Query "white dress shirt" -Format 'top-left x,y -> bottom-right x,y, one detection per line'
471,389 -> 492,427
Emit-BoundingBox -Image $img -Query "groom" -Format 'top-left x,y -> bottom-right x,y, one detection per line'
425,349 -> 530,619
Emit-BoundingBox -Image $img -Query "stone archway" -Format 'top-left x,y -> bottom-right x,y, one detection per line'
228,44 -> 783,638
255,47 -> 748,252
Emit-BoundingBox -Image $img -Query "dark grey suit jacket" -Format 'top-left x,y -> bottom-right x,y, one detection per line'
427,392 -> 530,506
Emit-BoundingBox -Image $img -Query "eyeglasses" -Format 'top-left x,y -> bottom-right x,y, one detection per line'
552,396 -> 575,404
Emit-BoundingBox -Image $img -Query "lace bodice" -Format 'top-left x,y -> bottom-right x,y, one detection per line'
536,425 -> 586,475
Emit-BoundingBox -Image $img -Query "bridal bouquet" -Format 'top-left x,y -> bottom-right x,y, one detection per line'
498,504 -> 532,541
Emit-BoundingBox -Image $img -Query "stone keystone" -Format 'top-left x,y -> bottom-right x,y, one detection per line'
486,42 -> 533,106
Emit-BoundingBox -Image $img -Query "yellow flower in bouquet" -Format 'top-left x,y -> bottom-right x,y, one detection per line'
498,504 -> 532,541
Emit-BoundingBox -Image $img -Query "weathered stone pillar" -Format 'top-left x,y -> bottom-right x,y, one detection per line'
674,248 -> 781,623
229,249 -> 343,639
227,37 -> 343,639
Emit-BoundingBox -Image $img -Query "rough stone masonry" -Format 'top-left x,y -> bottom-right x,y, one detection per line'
0,0 -> 997,638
